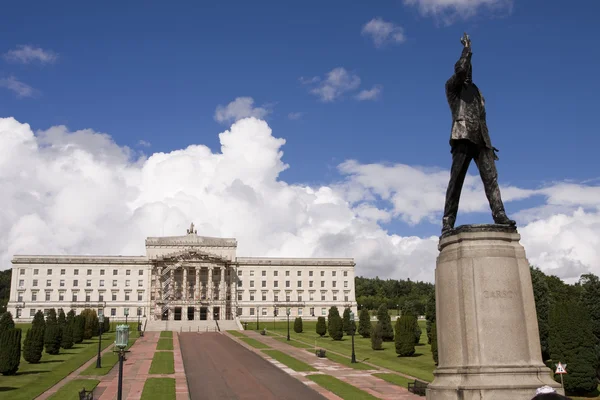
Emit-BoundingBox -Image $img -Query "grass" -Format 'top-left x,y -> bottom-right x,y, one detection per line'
149,351 -> 175,374
262,350 -> 317,372
227,330 -> 246,337
160,331 -> 173,338
157,338 -> 174,350
322,350 -> 375,370
243,320 -> 434,382
240,337 -> 271,349
141,377 -> 176,400
373,373 -> 414,388
47,378 -> 100,400
80,352 -> 119,376
308,374 -> 379,400
274,336 -> 312,348
3,326 -> 117,400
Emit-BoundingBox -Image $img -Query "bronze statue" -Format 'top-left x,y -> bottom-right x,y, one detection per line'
442,33 -> 516,234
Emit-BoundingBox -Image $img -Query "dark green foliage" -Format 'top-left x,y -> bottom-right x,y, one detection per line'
414,320 -> 422,345
358,308 -> 371,338
0,328 -> 21,375
355,276 -> 434,317
57,309 -> 66,346
531,266 -> 551,361
376,304 -> 394,341
32,310 -> 46,329
431,322 -> 438,365
61,323 -> 74,350
342,308 -> 354,335
327,307 -> 343,341
371,322 -> 383,350
0,270 -> 11,315
44,309 -> 61,355
294,317 -> 303,333
395,315 -> 416,357
425,290 -> 436,344
0,311 -> 15,333
73,315 -> 85,344
103,316 -> 110,332
23,317 -> 45,364
579,274 -> 600,342
80,309 -> 99,339
316,317 -> 327,337
549,300 -> 598,394
66,309 -> 75,324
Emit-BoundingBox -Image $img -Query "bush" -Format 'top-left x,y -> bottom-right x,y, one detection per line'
377,304 -> 394,341
73,315 -> 85,344
61,323 -> 74,350
80,309 -> 99,339
103,316 -> 110,332
294,317 -> 303,333
44,309 -> 61,355
0,327 -> 22,375
0,312 -> 15,333
431,322 -> 438,365
57,309 -> 66,345
371,322 -> 383,350
414,318 -> 422,344
342,308 -> 352,335
327,307 -> 344,341
24,311 -> 45,363
395,314 -> 416,357
358,308 -> 371,338
316,317 -> 327,337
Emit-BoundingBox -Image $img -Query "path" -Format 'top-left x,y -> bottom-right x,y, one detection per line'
237,330 -> 421,400
179,332 -> 326,400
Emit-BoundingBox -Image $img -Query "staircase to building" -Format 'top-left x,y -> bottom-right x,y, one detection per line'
145,318 -> 242,332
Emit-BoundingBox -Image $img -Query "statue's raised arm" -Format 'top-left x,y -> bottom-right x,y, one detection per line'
446,32 -> 473,95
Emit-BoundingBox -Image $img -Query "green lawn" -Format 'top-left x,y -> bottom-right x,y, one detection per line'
262,350 -> 317,372
157,338 -> 174,350
141,377 -> 176,400
227,330 -> 246,337
160,331 -> 173,338
80,352 -> 119,376
373,373 -> 413,388
1,328 -> 117,400
321,349 -> 375,370
274,336 -> 312,349
245,320 -> 434,382
308,374 -> 379,400
47,378 -> 100,400
149,351 -> 175,374
240,337 -> 271,349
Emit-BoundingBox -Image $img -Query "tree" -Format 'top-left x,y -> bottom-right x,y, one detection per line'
66,310 -> 75,325
316,317 -> 327,337
395,315 -> 416,357
376,304 -> 394,341
73,315 -> 85,344
61,323 -> 74,350
549,300 -> 598,394
358,308 -> 371,338
80,309 -> 99,339
44,309 -> 61,355
431,322 -> 438,365
531,266 -> 551,361
371,322 -> 383,350
327,307 -> 344,341
0,311 -> 15,332
579,274 -> 600,342
0,327 -> 21,375
342,308 -> 352,335
425,290 -> 436,344
24,311 -> 45,363
103,316 -> 110,333
57,309 -> 66,346
294,317 -> 303,333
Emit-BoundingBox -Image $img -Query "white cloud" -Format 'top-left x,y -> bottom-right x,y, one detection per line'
0,76 -> 36,98
0,116 -> 599,284
356,85 -> 383,101
288,112 -> 304,120
4,45 -> 58,64
138,140 -> 151,147
214,97 -> 271,124
304,68 -> 361,102
403,0 -> 513,22
361,18 -> 406,47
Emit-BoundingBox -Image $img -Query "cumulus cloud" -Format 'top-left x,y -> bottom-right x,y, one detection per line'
361,18 -> 406,48
355,85 -> 383,101
0,116 -> 599,284
0,76 -> 37,98
214,97 -> 272,124
303,68 -> 361,102
4,45 -> 58,64
403,0 -> 513,22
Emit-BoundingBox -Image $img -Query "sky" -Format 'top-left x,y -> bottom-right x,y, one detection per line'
1,0 -> 599,283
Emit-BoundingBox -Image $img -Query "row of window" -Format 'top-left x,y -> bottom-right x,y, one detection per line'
239,292 -> 351,302
241,280 -> 350,289
18,307 -> 144,318
18,291 -> 145,302
241,270 -> 349,278
244,307 -> 332,317
18,279 -> 144,288
20,268 -> 144,276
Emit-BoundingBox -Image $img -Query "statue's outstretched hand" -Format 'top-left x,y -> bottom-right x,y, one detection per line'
460,32 -> 471,48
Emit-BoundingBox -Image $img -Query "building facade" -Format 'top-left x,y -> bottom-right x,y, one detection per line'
7,224 -> 357,323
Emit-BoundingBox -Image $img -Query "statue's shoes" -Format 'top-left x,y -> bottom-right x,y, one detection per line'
493,214 -> 516,226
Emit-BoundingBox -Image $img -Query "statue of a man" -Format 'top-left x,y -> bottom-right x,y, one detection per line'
442,33 -> 516,234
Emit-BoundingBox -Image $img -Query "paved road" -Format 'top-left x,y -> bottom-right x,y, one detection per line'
179,332 -> 326,400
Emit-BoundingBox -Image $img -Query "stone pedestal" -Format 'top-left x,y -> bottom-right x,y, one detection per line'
426,225 -> 562,400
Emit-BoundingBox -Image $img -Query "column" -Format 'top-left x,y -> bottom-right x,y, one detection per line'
156,267 -> 163,300
183,267 -> 188,301
195,267 -> 200,300
208,266 -> 213,300
230,267 -> 236,315
207,305 -> 212,320
169,305 -> 174,320
169,268 -> 175,300
220,266 -> 226,300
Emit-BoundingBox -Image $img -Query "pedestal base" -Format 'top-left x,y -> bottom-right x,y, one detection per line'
426,225 -> 561,400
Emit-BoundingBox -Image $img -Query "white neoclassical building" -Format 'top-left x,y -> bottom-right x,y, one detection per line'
6,224 -> 357,330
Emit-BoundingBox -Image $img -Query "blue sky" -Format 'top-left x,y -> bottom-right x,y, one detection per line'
1,1 -> 599,280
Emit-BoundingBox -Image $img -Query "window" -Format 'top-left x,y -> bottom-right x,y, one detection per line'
285,281 -> 290,288
33,279 -> 38,287
344,281 -> 348,288
333,294 -> 337,301
138,292 -> 143,301
45,292 -> 51,301
237,270 -> 242,276
285,271 -> 290,276
125,292 -> 130,301
100,269 -> 105,275
46,280 -> 51,287
309,292 -> 314,301
321,293 -> 326,301
86,280 -> 91,287
87,269 -> 92,275
344,294 -> 349,302
60,280 -> 65,287
321,308 -> 326,316
111,308 -> 116,316
137,307 -> 142,316
113,269 -> 118,275
238,292 -> 243,301
16,309 -> 21,318
297,271 -> 302,276
250,271 -> 254,277
274,281 -> 278,288
113,280 -> 117,287
72,293 -> 77,302
274,293 -> 279,302
237,307 -> 243,316
139,270 -> 143,276
100,280 -> 105,287
20,268 -> 25,275
17,292 -> 23,302
262,292 -> 267,301
262,281 -> 266,288
343,271 -> 348,277
274,271 -> 278,277
126,270 -> 131,276
99,293 -> 104,301
310,307 -> 315,316
309,281 -> 314,288
286,294 -> 290,302
249,281 -> 254,288
47,269 -> 52,275
262,271 -> 266,277
321,281 -> 325,288
61,269 -> 66,275
73,279 -> 78,287
238,280 -> 242,287
112,293 -> 117,301
332,281 -> 337,288
85,293 -> 91,302
138,280 -> 143,287
34,269 -> 39,275
250,292 -> 255,301
297,280 -> 302,288
262,308 -> 267,316
18,279 -> 24,287
32,292 -> 37,301
59,292 -> 65,301
309,271 -> 313,277
125,280 -> 130,287
249,308 -> 255,316
74,269 -> 79,275
298,294 -> 303,302
298,308 -> 303,316
321,271 -> 325,277
30,309 -> 36,317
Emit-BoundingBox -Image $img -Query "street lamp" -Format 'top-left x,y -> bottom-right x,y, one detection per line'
124,308 -> 129,326
256,307 -> 260,330
286,308 -> 290,341
350,311 -> 356,363
96,311 -> 104,368
115,324 -> 130,400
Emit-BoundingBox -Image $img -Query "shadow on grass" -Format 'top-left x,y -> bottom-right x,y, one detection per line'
0,387 -> 17,392
16,370 -> 49,375
39,359 -> 63,364
397,353 -> 424,357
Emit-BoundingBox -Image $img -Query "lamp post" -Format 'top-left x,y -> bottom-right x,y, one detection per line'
96,312 -> 104,368
397,303 -> 400,317
350,311 -> 356,363
124,308 -> 129,326
286,308 -> 290,341
256,307 -> 260,330
115,324 -> 130,400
